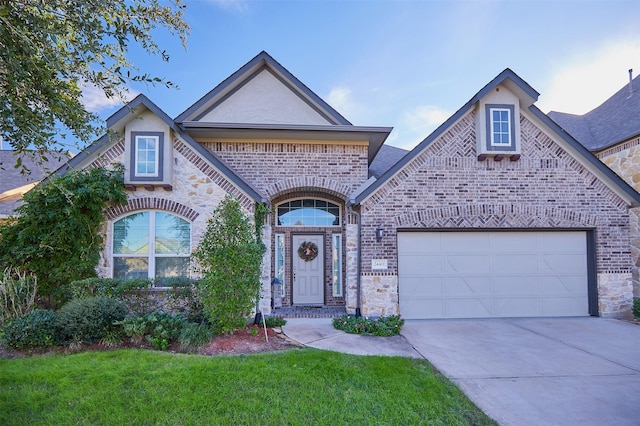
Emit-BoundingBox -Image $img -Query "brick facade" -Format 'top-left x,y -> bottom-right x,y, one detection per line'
359,110 -> 634,317
202,141 -> 368,197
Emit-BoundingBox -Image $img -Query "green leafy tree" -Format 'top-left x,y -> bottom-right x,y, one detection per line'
0,0 -> 189,158
0,166 -> 127,304
193,196 -> 266,335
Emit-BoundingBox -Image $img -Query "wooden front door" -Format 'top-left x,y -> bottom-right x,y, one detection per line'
292,234 -> 324,305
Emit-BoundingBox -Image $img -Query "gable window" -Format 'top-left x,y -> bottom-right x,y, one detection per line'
112,211 -> 190,284
130,132 -> 164,181
490,108 -> 511,146
485,104 -> 516,151
277,199 -> 340,227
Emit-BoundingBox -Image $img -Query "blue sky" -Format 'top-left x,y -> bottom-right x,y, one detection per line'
22,0 -> 640,151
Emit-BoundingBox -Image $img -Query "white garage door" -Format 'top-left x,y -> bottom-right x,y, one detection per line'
398,231 -> 589,319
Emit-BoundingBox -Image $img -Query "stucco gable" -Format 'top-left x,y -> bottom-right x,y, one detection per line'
197,68 -> 332,125
176,51 -> 350,125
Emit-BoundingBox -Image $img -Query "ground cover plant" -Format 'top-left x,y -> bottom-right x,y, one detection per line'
333,314 -> 405,336
0,349 -> 496,425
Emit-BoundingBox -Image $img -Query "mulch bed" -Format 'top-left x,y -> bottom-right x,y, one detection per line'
0,325 -> 299,359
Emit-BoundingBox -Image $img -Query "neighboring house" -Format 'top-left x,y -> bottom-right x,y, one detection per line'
0,151 -> 69,219
549,72 -> 640,298
54,52 -> 640,319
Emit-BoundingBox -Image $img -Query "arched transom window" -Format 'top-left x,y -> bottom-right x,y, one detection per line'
112,211 -> 191,280
277,199 -> 341,227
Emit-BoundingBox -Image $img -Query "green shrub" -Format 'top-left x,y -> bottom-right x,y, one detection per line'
332,314 -> 405,337
2,309 -> 60,349
119,313 -> 186,351
64,277 -> 201,318
0,267 -> 37,326
193,196 -> 265,335
633,299 -> 640,319
57,297 -> 127,344
264,315 -> 287,327
117,316 -> 148,345
179,322 -> 215,352
65,277 -> 153,300
0,166 -> 127,302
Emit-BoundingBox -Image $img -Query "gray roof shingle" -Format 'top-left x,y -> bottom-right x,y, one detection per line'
549,74 -> 640,151
369,144 -> 408,178
0,151 -> 70,216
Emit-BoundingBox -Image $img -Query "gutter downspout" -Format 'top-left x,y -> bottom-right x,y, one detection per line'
349,204 -> 362,318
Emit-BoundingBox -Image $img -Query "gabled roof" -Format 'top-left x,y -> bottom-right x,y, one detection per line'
54,95 -> 267,204
175,51 -> 392,164
176,51 -> 351,125
352,69 -> 537,204
549,74 -> 640,152
351,68 -> 640,207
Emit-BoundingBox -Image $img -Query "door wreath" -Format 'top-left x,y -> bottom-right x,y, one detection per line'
298,241 -> 319,262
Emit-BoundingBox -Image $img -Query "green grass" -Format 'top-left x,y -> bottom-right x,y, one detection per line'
0,349 -> 496,425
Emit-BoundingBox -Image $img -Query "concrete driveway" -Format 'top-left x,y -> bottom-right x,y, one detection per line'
401,317 -> 640,426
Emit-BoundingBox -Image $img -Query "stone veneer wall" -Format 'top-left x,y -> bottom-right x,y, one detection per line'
598,136 -> 640,297
91,136 -> 275,314
360,110 -> 634,317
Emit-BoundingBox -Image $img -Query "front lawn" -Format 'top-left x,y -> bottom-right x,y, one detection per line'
0,349 -> 496,425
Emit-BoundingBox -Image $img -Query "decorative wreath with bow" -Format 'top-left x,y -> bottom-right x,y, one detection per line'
298,241 -> 319,262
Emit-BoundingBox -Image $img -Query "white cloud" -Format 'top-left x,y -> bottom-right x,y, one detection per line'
80,83 -> 138,113
326,86 -> 368,123
391,104 -> 452,150
538,39 -> 640,114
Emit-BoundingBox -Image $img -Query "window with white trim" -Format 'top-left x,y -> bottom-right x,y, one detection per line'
490,108 -> 511,146
130,131 -> 164,181
484,104 -> 516,151
332,234 -> 342,297
112,211 -> 190,284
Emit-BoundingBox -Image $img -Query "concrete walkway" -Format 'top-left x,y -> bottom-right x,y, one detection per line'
282,317 -> 422,358
282,316 -> 640,426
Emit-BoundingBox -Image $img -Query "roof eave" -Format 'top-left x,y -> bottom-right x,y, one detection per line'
180,122 -> 393,163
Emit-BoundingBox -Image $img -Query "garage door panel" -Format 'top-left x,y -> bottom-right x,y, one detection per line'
397,233 -> 441,255
400,255 -> 442,274
398,231 -> 589,319
492,276 -> 539,295
401,299 -> 445,319
492,232 -> 539,252
443,232 -> 490,251
539,276 -> 588,295
544,297 -> 589,316
499,254 -> 539,273
540,232 -> 585,251
445,255 -> 491,273
541,254 -> 586,273
444,276 -> 491,295
445,298 -> 493,317
401,276 -> 443,297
